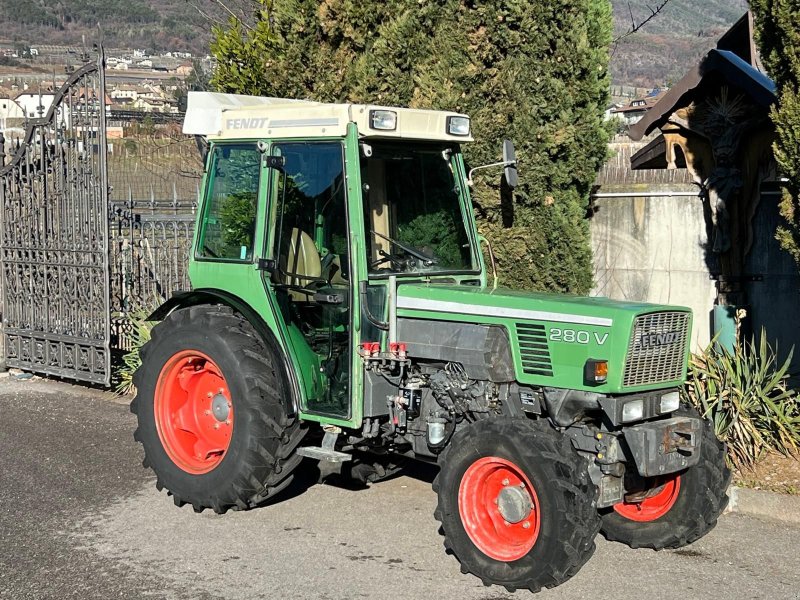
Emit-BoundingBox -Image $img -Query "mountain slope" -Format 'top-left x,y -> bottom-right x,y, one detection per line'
611,0 -> 749,86
0,0 -> 749,87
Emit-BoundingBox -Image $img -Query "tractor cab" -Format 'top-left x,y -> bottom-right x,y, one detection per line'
182,92 -> 484,425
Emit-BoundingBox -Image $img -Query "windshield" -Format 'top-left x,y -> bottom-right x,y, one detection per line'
360,142 -> 477,275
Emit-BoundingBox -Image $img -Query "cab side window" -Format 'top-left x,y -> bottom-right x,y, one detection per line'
198,144 -> 261,261
273,142 -> 348,283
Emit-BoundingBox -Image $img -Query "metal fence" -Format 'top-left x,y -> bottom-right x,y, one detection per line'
0,58 -> 112,384
0,47 -> 202,383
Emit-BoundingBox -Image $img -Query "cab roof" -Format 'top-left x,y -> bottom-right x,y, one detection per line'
183,91 -> 474,143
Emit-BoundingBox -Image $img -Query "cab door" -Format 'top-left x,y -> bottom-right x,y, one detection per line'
264,140 -> 355,420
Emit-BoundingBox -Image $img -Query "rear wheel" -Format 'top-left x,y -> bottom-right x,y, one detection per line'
131,305 -> 306,513
434,418 -> 600,593
600,414 -> 730,549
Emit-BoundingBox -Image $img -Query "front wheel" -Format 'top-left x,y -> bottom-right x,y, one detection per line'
434,418 -> 600,593
600,414 -> 731,549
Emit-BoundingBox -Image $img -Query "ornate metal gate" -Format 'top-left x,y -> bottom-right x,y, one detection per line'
0,50 -> 111,384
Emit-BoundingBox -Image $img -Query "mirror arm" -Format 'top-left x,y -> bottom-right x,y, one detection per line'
467,160 -> 517,186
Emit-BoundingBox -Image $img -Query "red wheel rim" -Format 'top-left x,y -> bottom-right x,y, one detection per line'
458,456 -> 541,562
154,350 -> 234,475
613,475 -> 681,522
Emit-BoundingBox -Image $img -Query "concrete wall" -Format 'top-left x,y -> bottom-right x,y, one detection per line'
591,136 -> 800,360
591,186 -> 717,351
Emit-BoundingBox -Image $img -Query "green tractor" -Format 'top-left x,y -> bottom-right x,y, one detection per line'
132,92 -> 730,593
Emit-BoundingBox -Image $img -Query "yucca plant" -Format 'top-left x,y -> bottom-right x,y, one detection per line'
115,310 -> 154,396
683,328 -> 800,468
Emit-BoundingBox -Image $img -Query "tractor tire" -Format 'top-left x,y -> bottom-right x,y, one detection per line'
131,305 -> 306,514
600,412 -> 731,549
434,417 -> 600,593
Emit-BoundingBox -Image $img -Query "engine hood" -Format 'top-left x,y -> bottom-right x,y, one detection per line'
396,284 -> 689,328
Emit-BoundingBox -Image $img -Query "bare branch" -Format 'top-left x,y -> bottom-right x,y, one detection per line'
611,0 -> 672,57
186,0 -> 262,32
186,2 -> 230,30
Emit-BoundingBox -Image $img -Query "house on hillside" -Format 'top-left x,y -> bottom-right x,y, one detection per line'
610,89 -> 668,126
591,12 -> 797,359
0,97 -> 24,130
15,91 -> 55,119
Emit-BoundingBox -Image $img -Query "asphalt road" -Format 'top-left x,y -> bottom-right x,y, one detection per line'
1,377 -> 798,600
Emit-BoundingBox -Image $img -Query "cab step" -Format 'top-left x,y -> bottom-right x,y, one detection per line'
296,430 -> 352,463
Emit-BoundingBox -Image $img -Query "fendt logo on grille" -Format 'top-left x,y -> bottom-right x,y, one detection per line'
636,331 -> 680,349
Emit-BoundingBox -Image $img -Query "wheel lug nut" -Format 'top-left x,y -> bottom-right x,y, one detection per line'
523,521 -> 530,529
502,478 -> 509,486
214,423 -> 220,430
204,410 -> 211,416
227,402 -> 232,408
207,392 -> 213,398
225,420 -> 231,426
494,498 -> 499,505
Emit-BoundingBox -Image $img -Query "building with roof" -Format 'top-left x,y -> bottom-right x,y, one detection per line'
0,97 -> 24,130
610,89 -> 668,126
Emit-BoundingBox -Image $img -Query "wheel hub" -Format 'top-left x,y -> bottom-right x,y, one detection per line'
211,393 -> 230,422
458,456 -> 541,562
153,351 -> 234,475
497,485 -> 532,524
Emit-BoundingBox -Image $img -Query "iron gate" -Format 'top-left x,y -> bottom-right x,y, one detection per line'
0,50 -> 111,384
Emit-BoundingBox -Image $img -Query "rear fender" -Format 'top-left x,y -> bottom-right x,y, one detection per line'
148,290 -> 299,417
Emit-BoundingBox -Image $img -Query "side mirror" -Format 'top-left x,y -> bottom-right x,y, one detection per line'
502,139 -> 518,189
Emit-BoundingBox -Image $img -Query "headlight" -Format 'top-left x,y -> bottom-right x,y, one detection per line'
446,115 -> 470,136
660,391 -> 680,414
369,110 -> 397,131
621,399 -> 644,422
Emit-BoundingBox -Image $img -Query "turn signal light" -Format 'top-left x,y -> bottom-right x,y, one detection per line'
584,359 -> 608,385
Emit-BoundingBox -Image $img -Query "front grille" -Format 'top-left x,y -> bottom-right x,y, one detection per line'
623,312 -> 690,387
515,323 -> 553,377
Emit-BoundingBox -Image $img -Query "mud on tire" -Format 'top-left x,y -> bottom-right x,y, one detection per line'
130,305 -> 306,514
434,417 -> 600,593
600,410 -> 731,549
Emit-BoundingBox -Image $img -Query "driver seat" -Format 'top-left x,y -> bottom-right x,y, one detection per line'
279,228 -> 322,300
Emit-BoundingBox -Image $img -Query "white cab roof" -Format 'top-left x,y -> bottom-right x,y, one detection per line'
183,91 -> 473,142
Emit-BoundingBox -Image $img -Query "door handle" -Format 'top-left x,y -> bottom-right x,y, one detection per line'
313,292 -> 344,305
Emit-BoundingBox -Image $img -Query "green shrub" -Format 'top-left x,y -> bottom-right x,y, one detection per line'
682,329 -> 800,467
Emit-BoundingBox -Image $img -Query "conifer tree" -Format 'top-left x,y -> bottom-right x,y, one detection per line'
211,0 -> 613,293
750,2 -> 800,265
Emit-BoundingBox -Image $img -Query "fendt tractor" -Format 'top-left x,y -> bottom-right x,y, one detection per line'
132,92 -> 730,593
